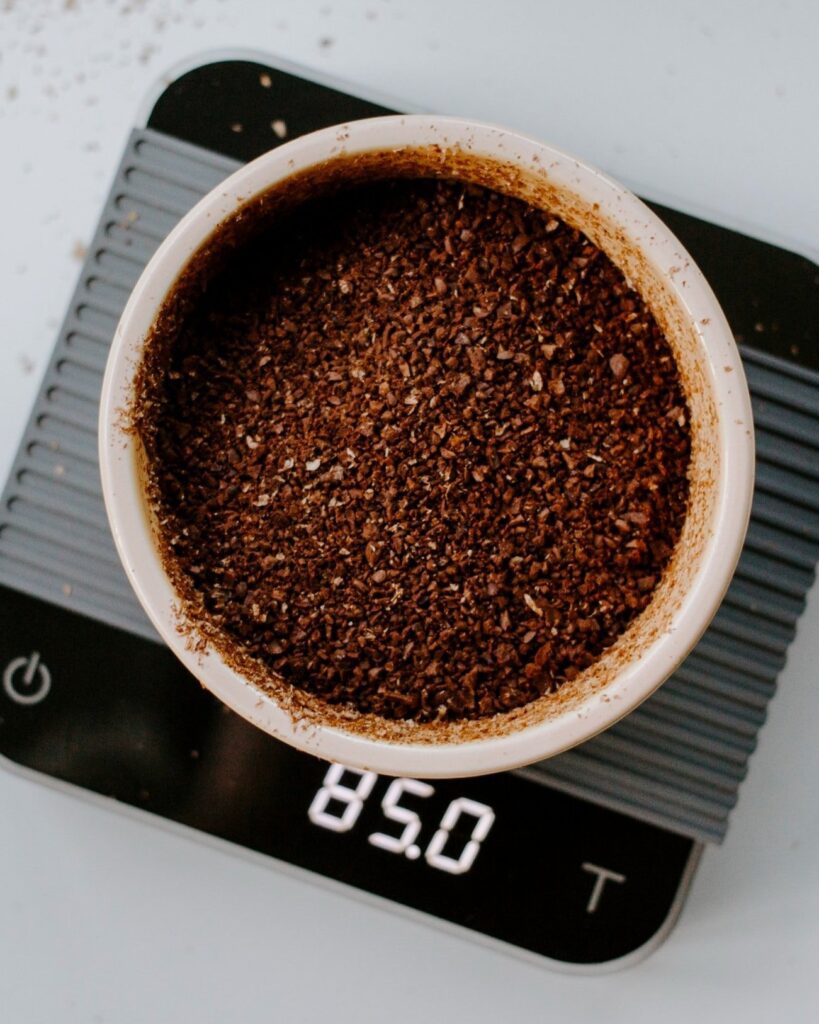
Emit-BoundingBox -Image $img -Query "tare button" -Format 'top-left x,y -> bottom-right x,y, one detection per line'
3,651 -> 52,705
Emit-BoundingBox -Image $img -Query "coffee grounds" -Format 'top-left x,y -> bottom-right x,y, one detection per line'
139,178 -> 691,723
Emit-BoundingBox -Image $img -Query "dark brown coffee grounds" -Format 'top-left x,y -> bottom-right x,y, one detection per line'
138,178 -> 691,723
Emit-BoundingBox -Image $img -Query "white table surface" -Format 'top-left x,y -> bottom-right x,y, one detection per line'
1,2 -> 818,1021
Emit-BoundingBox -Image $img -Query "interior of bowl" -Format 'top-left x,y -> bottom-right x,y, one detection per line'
100,117 -> 752,776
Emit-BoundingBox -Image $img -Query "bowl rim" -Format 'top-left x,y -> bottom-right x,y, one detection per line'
98,113 -> 755,778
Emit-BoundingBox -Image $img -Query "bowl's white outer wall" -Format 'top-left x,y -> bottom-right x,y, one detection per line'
98,115 -> 754,778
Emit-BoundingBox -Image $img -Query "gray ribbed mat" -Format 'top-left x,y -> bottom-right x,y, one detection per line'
1,128 -> 816,844
0,130 -> 239,640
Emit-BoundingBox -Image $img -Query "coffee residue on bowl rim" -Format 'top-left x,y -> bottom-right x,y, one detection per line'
127,137 -> 718,749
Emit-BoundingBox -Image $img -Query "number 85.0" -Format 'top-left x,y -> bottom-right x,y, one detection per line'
308,764 -> 495,876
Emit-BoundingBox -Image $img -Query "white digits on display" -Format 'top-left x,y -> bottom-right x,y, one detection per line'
308,765 -> 496,874
307,763 -> 377,833
368,778 -> 435,857
425,798 -> 496,875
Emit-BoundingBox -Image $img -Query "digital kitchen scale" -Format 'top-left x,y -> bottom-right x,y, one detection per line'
0,54 -> 817,971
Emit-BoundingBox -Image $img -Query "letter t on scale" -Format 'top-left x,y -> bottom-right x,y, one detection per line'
581,862 -> 627,913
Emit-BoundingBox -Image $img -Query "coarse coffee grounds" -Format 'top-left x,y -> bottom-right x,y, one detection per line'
137,178 -> 691,723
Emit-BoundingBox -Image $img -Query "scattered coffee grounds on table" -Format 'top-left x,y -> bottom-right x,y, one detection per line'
138,178 -> 691,722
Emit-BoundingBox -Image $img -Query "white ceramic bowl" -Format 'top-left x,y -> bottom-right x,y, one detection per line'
99,115 -> 754,778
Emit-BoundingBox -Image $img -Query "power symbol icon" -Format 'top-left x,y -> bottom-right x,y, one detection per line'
3,651 -> 52,705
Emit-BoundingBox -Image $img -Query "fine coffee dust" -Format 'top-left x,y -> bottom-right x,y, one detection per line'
137,178 -> 691,723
